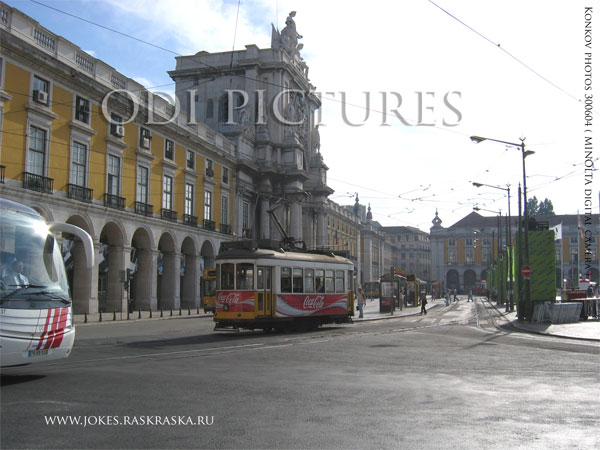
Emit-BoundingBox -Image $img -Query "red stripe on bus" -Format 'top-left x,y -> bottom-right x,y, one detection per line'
50,308 -> 69,348
36,309 -> 53,350
44,309 -> 61,349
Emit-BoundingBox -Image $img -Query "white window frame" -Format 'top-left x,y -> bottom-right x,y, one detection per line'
26,124 -> 48,176
185,183 -> 194,216
137,165 -> 150,204
165,139 -> 175,161
106,153 -> 121,196
162,174 -> 174,211
70,140 -> 88,187
74,95 -> 91,124
221,195 -> 229,225
204,190 -> 213,221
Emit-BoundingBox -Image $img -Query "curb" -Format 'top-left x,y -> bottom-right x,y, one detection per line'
484,299 -> 600,343
73,312 -> 214,326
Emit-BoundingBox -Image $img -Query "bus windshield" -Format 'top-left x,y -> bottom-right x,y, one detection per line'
0,209 -> 69,305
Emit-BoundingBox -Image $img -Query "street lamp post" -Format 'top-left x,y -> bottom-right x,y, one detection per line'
473,182 -> 514,312
470,136 -> 534,319
474,206 -> 503,304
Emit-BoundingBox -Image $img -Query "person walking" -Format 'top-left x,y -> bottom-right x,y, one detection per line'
453,289 -> 458,302
468,289 -> 473,302
420,292 -> 428,315
357,287 -> 366,318
445,289 -> 450,307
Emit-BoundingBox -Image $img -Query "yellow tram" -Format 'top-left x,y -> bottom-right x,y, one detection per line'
214,240 -> 355,331
202,268 -> 217,313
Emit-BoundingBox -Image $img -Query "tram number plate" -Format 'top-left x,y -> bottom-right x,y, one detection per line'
28,349 -> 48,357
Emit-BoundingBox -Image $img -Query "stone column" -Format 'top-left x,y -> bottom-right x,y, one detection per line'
133,248 -> 157,311
316,210 -> 327,247
106,245 -> 126,314
289,201 -> 302,242
158,251 -> 180,310
261,197 -> 271,239
73,240 -> 97,314
181,253 -> 198,308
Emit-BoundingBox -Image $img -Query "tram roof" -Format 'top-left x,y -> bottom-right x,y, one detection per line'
217,240 -> 353,265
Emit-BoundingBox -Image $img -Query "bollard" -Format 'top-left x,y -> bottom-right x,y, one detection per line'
113,311 -> 116,321
84,312 -> 88,323
179,307 -> 182,316
99,311 -> 103,322
197,306 -> 200,315
127,311 -> 130,320
138,310 -> 141,319
170,309 -> 173,317
188,306 -> 191,316
149,309 -> 153,319
160,308 -> 163,318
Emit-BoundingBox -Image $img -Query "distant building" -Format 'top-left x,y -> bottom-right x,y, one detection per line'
381,226 -> 431,281
430,210 -> 599,293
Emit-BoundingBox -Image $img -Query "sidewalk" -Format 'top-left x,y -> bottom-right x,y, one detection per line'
73,308 -> 212,325
353,296 -> 440,321
485,299 -> 600,342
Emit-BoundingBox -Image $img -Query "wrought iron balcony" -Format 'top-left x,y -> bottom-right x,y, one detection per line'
220,224 -> 231,235
0,165 -> 5,184
67,184 -> 93,203
184,214 -> 198,227
203,219 -> 216,231
23,172 -> 53,194
104,193 -> 125,210
161,208 -> 178,222
135,201 -> 153,216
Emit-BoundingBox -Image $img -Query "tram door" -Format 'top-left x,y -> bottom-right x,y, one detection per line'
256,266 -> 273,317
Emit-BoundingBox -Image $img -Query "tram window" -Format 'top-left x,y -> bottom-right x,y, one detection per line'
325,270 -> 334,293
236,263 -> 254,290
257,266 -> 271,290
221,263 -> 234,290
281,267 -> 292,293
304,269 -> 314,293
315,269 -> 325,293
293,268 -> 303,293
335,270 -> 345,293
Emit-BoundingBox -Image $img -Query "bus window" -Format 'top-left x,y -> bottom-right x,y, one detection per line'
304,269 -> 314,293
281,267 -> 292,293
325,270 -> 334,293
221,263 -> 234,290
293,268 -> 303,293
236,263 -> 254,290
315,269 -> 325,293
335,270 -> 344,293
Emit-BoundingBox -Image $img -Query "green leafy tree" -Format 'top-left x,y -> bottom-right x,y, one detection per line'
527,196 -> 555,216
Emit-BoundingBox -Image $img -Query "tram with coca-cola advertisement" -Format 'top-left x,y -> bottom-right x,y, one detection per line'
213,239 -> 355,331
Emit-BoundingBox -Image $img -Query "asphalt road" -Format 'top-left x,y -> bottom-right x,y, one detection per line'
1,298 -> 599,450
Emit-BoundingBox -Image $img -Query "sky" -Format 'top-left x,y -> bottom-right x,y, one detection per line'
5,0 -> 597,231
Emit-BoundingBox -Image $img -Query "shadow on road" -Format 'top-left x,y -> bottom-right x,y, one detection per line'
1,374 -> 46,386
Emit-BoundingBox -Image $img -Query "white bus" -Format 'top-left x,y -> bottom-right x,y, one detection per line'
0,198 -> 93,367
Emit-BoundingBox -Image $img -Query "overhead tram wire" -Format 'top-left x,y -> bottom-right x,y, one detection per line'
427,0 -> 596,114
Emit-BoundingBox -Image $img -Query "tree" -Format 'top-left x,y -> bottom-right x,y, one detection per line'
527,196 -> 555,216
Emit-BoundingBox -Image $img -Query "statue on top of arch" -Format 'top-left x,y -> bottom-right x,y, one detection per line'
272,11 -> 304,58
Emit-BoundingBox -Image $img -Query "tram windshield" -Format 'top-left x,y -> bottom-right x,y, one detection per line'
0,209 -> 69,307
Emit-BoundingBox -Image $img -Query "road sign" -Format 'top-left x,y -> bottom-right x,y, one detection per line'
521,265 -> 532,279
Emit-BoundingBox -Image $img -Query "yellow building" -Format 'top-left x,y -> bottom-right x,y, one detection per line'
0,3 -> 237,314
